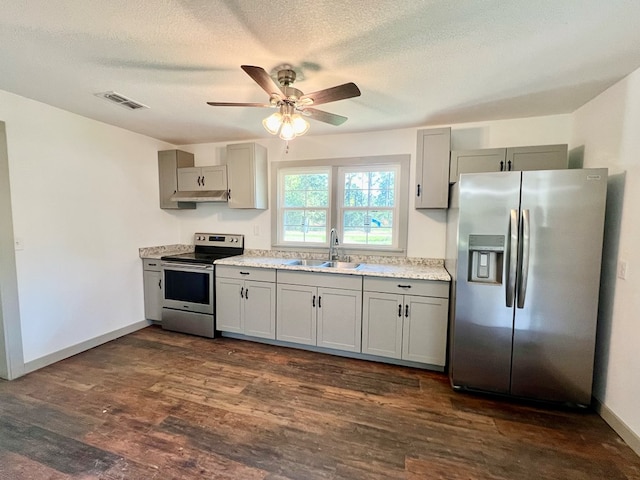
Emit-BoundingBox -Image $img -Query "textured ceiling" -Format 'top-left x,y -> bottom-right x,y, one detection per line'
1,0 -> 640,145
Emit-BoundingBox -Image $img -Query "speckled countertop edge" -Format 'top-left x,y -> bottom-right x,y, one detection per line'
140,245 -> 451,281
215,255 -> 451,282
139,244 -> 194,259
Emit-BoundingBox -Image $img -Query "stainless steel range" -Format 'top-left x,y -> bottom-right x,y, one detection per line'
160,233 -> 244,338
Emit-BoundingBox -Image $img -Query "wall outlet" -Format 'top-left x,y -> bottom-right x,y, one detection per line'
617,260 -> 628,280
14,237 -> 24,251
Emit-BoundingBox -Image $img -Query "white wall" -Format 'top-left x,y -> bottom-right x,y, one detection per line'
571,67 -> 640,445
0,90 -> 179,364
178,114 -> 571,258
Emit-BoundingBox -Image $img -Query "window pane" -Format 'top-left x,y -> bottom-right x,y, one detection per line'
282,209 -> 327,243
342,209 -> 393,246
283,210 -> 304,226
343,170 -> 395,208
283,172 -> 329,209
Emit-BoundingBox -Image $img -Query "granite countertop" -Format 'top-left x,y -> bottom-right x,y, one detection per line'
214,255 -> 451,282
139,244 -> 194,259
139,245 -> 451,281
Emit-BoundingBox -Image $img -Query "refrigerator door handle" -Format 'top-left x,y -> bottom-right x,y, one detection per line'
506,209 -> 518,307
517,209 -> 531,309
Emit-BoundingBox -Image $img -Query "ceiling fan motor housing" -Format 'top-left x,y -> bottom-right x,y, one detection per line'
277,69 -> 297,87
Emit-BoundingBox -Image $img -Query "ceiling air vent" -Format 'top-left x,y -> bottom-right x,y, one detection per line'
95,91 -> 148,110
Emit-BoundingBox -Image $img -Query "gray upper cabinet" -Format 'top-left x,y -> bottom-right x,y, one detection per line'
507,144 -> 568,172
450,144 -> 568,182
158,149 -> 196,209
226,142 -> 268,209
415,127 -> 451,209
177,165 -> 227,191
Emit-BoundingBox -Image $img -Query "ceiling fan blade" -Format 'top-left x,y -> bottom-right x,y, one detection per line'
303,108 -> 348,126
300,82 -> 361,106
207,101 -> 272,108
241,65 -> 284,98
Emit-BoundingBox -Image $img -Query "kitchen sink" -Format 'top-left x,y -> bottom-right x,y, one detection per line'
323,261 -> 361,269
288,259 -> 330,267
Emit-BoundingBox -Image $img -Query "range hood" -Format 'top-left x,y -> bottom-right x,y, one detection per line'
170,190 -> 228,202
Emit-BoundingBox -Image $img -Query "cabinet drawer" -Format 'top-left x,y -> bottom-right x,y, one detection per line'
363,277 -> 448,298
277,270 -> 362,290
216,265 -> 276,282
142,259 -> 162,271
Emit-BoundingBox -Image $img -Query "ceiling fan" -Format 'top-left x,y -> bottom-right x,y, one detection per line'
207,65 -> 361,140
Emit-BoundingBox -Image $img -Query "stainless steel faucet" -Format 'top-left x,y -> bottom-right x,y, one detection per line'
329,228 -> 339,261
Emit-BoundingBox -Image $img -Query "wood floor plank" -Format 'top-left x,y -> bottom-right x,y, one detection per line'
0,325 -> 638,479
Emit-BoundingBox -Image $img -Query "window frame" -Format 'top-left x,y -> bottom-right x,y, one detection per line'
337,164 -> 401,249
271,154 -> 410,256
277,166 -> 332,246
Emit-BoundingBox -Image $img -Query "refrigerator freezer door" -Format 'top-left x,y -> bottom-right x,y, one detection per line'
510,169 -> 607,405
450,171 -> 522,394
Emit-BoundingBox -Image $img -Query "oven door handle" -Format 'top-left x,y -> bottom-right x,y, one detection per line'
161,262 -> 213,271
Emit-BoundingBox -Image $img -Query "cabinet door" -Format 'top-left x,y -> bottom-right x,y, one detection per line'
158,150 -> 195,209
215,277 -> 244,333
507,144 -> 568,172
244,280 -> 276,339
362,292 -> 403,359
402,295 -> 449,366
276,284 -> 317,345
450,148 -> 506,182
143,269 -> 163,321
227,143 -> 267,209
177,167 -> 202,191
201,165 -> 228,191
415,127 -> 451,209
317,287 -> 362,353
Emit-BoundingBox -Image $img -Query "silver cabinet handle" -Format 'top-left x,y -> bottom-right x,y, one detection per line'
517,209 -> 530,309
506,209 -> 518,307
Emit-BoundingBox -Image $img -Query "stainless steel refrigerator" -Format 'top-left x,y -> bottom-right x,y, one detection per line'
445,168 -> 607,406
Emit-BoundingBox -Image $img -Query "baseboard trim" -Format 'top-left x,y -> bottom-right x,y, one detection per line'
593,397 -> 640,456
23,320 -> 150,375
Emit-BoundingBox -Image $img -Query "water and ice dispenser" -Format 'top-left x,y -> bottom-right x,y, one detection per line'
468,234 -> 504,284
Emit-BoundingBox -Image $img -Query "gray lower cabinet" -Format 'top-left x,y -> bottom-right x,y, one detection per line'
362,278 -> 449,366
449,144 -> 568,182
277,271 -> 362,352
215,266 -> 276,339
142,259 -> 162,322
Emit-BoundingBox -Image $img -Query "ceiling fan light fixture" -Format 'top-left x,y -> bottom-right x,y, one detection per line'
291,114 -> 310,135
262,112 -> 282,135
279,116 -> 296,141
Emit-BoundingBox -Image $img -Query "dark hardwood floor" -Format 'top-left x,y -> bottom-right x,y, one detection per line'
0,325 -> 639,479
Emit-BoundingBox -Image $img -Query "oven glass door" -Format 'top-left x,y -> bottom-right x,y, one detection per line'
162,263 -> 214,314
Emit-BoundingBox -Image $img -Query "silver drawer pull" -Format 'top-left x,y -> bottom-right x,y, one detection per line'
397,284 -> 412,289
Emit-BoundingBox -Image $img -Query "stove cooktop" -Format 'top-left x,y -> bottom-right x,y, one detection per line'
160,233 -> 244,265
160,252 -> 235,264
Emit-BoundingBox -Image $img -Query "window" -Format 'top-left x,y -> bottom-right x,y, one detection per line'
278,168 -> 330,245
272,155 -> 409,254
339,166 -> 399,247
